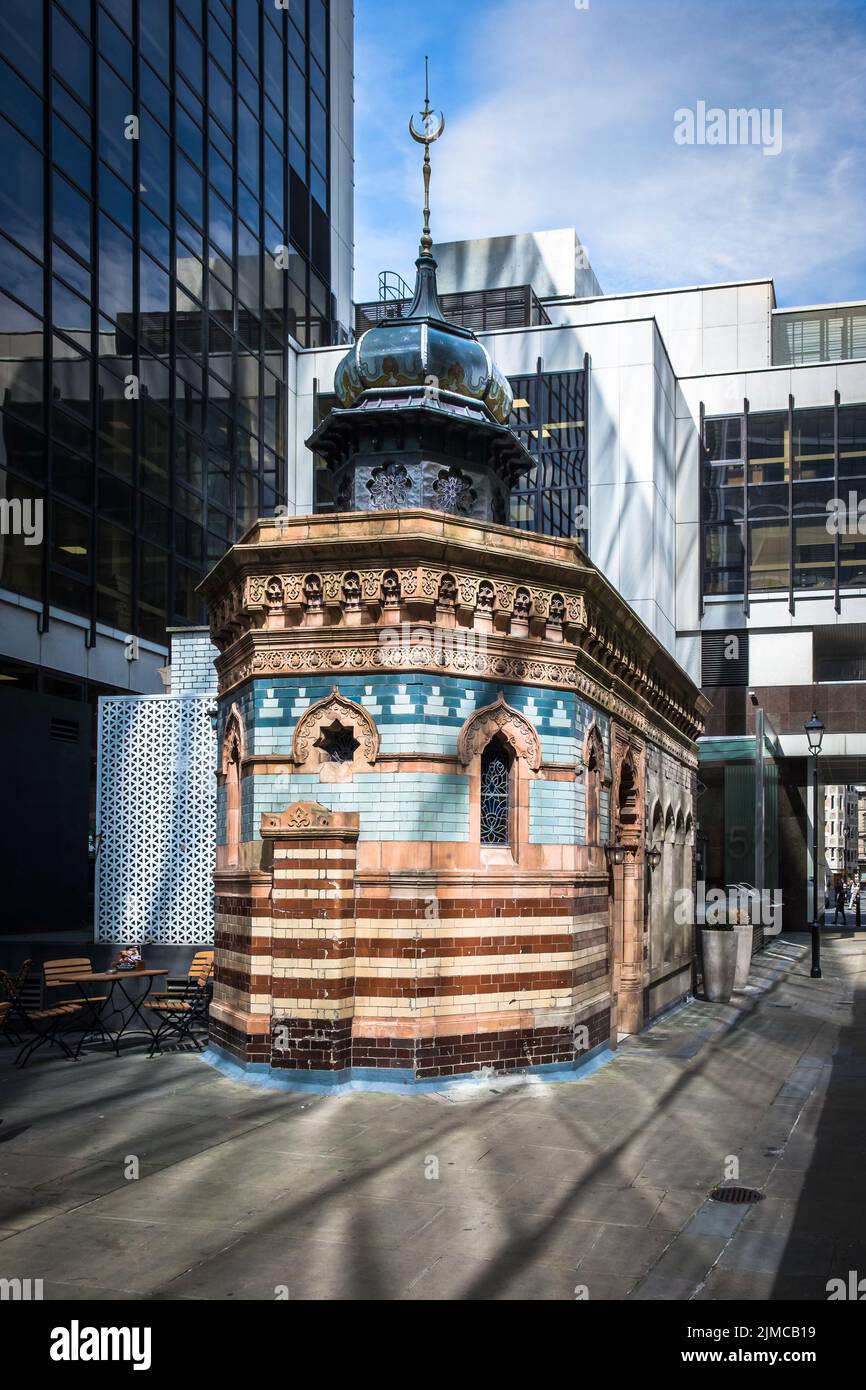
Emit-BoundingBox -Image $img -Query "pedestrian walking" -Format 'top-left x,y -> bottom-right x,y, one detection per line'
834,881 -> 847,926
853,879 -> 862,930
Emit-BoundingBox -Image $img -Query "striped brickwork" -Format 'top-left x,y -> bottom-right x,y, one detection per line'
203,512 -> 708,1083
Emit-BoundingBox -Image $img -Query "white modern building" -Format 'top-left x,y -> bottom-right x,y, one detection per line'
289,225 -> 866,928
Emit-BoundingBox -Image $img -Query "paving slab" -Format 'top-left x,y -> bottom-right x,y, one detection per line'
1,932 -> 865,1300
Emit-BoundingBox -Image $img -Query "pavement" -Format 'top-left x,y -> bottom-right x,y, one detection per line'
1,931 -> 864,1301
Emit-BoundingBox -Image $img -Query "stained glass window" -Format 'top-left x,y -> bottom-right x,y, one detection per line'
480,738 -> 510,845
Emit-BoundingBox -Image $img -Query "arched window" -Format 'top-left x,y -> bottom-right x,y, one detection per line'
480,736 -> 512,846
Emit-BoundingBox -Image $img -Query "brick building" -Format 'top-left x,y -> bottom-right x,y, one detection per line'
200,234 -> 707,1088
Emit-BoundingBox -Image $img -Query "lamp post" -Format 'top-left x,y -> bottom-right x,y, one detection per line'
804,712 -> 825,979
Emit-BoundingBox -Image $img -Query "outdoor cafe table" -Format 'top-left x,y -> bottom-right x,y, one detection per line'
47,968 -> 169,1058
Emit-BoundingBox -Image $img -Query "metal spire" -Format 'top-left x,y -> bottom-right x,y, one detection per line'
408,56 -> 445,258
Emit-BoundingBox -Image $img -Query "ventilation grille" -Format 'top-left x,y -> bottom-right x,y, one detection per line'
701,630 -> 750,688
49,716 -> 80,743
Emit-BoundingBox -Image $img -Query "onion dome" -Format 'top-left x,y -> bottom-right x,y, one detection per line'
335,254 -> 514,425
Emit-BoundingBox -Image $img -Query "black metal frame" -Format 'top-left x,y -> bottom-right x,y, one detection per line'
145,970 -> 213,1057
702,393 -> 866,613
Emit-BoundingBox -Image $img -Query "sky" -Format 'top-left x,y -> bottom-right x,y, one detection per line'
353,0 -> 866,307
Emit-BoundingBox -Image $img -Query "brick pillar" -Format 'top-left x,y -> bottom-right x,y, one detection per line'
618,853 -> 646,1035
210,878 -> 273,1065
263,802 -> 359,1073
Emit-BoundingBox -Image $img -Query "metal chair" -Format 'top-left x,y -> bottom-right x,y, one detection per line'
145,952 -> 214,1055
0,960 -> 31,1047
10,989 -> 86,1061
42,957 -> 114,1054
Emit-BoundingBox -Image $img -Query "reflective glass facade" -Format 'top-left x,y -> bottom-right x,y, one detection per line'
508,366 -> 588,544
0,0 -> 333,643
703,401 -> 866,602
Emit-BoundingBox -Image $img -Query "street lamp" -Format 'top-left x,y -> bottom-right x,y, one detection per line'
605,841 -> 627,867
804,711 -> 825,978
646,845 -> 662,870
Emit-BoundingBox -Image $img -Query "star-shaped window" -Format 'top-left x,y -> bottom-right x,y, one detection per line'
314,720 -> 360,764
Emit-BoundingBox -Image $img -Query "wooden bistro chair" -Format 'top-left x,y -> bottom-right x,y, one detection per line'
145,951 -> 214,1056
0,960 -> 31,1046
1,961 -> 87,1067
41,957 -> 112,1056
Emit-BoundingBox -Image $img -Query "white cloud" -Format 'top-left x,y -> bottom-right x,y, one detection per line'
354,0 -> 866,306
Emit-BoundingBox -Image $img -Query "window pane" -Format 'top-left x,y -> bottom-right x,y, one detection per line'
98,213 -> 133,321
748,412 -> 788,483
0,468 -> 43,599
53,115 -> 92,193
794,519 -> 834,591
97,517 -> 133,629
98,61 -> 133,181
0,116 -> 44,255
141,0 -> 170,68
53,8 -> 91,104
0,2 -> 42,86
840,531 -> 866,589
138,542 -> 168,642
480,740 -> 510,845
839,405 -> 866,480
0,56 -> 43,143
174,561 -> 205,622
0,234 -> 42,320
53,172 -> 91,261
703,523 -> 745,595
748,520 -> 789,591
98,9 -> 132,85
53,446 -> 92,504
177,151 -> 203,225
52,499 -> 90,575
140,116 -> 171,220
793,407 -> 834,479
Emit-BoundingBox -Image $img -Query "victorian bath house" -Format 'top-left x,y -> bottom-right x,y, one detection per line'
199,166 -> 708,1085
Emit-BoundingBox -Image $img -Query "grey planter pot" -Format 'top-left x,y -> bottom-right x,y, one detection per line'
733,924 -> 753,991
701,927 -> 738,1003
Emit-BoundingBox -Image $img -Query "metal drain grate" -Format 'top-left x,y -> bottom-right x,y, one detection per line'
709,1185 -> 764,1204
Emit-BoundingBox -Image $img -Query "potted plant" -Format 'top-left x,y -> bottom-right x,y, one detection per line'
699,918 -> 738,1003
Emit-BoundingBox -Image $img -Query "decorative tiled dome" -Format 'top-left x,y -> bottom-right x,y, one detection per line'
334,254 -> 514,425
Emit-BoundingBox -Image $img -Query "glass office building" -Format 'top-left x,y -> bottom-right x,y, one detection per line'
702,401 -> 866,605
0,0 -> 337,645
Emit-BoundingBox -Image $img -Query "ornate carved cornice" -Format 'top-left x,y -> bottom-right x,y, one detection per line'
199,511 -> 708,763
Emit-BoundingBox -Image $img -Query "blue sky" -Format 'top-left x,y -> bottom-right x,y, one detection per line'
353,0 -> 866,307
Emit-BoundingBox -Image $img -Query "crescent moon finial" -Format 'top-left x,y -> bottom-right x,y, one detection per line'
409,58 -> 445,257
